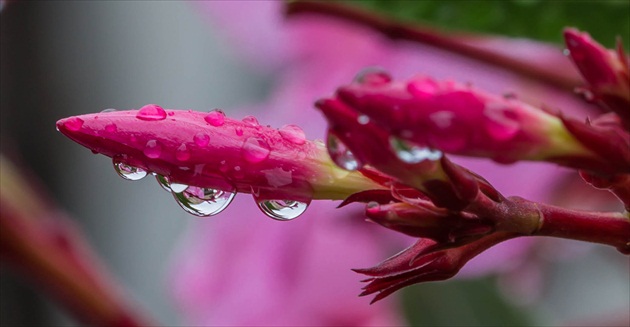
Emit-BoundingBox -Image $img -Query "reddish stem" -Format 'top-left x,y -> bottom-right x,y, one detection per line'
285,0 -> 580,90
535,203 -> 630,254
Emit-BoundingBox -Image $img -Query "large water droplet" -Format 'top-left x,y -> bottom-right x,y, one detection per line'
176,143 -> 191,161
136,104 -> 167,121
193,133 -> 210,147
242,137 -> 271,163
326,132 -> 361,171
389,137 -> 442,163
64,117 -> 84,131
144,140 -> 162,159
204,109 -> 225,126
279,124 -> 306,145
354,67 -> 392,86
113,158 -> 147,181
173,186 -> 235,217
257,199 -> 309,221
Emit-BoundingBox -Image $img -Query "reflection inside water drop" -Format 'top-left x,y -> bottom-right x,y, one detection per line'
389,137 -> 442,164
257,199 -> 309,221
173,186 -> 235,217
326,132 -> 361,171
113,159 -> 147,181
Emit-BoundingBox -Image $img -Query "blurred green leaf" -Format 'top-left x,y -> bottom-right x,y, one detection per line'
346,0 -> 630,48
401,276 -> 534,326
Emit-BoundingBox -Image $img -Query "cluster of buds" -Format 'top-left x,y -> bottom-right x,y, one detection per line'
56,28 -> 630,303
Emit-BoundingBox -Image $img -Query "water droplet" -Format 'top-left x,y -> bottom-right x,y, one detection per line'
242,137 -> 270,163
64,117 -> 84,131
563,48 -> 570,56
407,78 -> 439,98
100,108 -> 117,113
155,174 -> 171,192
176,143 -> 191,161
170,182 -> 189,193
204,109 -> 225,126
278,124 -> 306,145
357,115 -> 370,125
389,137 -> 442,163
193,133 -> 210,147
354,67 -> 392,86
113,158 -> 147,181
173,186 -> 235,217
144,140 -> 162,159
326,132 -> 361,171
136,104 -> 167,121
242,115 -> 259,126
105,123 -> 117,133
257,199 -> 309,221
167,111 -> 175,116
483,104 -> 520,141
235,126 -> 244,136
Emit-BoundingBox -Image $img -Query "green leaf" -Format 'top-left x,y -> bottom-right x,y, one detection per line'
346,0 -> 630,49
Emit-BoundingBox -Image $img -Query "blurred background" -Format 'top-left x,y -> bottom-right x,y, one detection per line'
1,1 -> 628,326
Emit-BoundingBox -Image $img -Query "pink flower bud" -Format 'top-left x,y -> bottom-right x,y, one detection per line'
325,73 -> 626,173
564,28 -> 630,122
56,107 -> 381,208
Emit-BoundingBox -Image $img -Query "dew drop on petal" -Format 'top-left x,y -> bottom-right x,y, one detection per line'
483,105 -> 520,141
204,109 -> 225,127
278,124 -> 306,145
100,108 -> 117,113
326,131 -> 362,171
176,143 -> 191,161
136,104 -> 167,121
256,199 -> 309,221
357,115 -> 370,125
155,174 -> 171,192
173,186 -> 236,217
64,117 -> 84,131
235,126 -> 244,136
389,137 -> 442,164
242,115 -> 260,126
354,67 -> 392,86
144,140 -> 162,159
193,133 -> 210,147
113,158 -> 147,181
105,123 -> 117,133
242,137 -> 271,163
563,48 -> 571,56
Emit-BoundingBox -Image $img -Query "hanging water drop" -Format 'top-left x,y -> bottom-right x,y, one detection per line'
136,104 -> 167,121
173,186 -> 236,217
326,132 -> 361,171
279,124 -> 306,145
389,137 -> 442,164
155,174 -> 171,192
242,137 -> 271,163
204,109 -> 225,127
170,182 -> 189,193
144,140 -> 162,159
257,199 -> 309,221
113,159 -> 147,181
